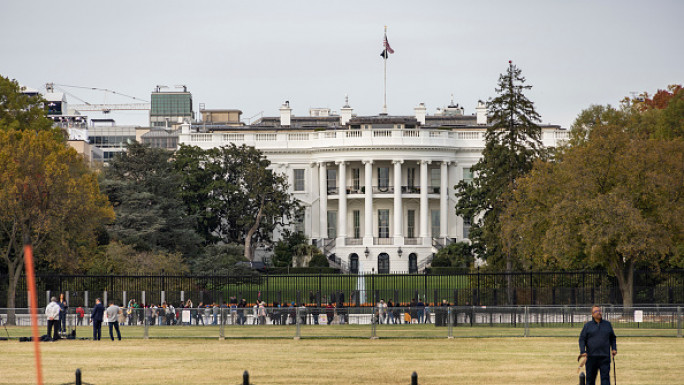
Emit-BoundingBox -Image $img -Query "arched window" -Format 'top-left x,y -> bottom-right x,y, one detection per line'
378,253 -> 390,274
349,254 -> 359,274
408,253 -> 418,274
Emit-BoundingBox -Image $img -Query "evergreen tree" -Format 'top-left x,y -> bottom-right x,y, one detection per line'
455,61 -> 544,273
101,142 -> 202,261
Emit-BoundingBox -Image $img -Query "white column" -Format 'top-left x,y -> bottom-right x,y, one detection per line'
337,161 -> 347,242
363,160 -> 373,244
319,162 -> 328,239
440,161 -> 449,238
419,160 -> 430,242
393,160 -> 403,243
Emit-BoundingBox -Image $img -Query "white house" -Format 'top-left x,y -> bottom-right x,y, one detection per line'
179,99 -> 568,273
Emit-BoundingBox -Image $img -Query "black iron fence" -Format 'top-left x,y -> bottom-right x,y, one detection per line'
1,270 -> 682,308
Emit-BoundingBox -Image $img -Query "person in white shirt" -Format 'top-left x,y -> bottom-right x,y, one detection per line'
45,297 -> 61,340
105,301 -> 122,341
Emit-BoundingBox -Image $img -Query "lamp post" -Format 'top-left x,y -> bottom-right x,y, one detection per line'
397,247 -> 403,258
364,247 -> 370,258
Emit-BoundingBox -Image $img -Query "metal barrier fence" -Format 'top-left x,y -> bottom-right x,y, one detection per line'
2,270 -> 683,308
2,306 -> 681,339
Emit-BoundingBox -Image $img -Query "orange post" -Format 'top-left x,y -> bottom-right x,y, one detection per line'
24,244 -> 44,385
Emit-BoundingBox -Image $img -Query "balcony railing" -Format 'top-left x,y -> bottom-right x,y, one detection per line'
374,237 -> 394,245
372,185 -> 393,194
404,237 -> 422,245
345,238 -> 363,246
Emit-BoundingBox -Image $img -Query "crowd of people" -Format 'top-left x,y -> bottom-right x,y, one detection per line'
45,293 -> 463,336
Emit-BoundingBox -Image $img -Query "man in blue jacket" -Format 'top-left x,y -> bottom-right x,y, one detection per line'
90,298 -> 105,341
579,305 -> 617,385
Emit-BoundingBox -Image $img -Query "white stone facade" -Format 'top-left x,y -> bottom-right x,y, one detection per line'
179,102 -> 568,273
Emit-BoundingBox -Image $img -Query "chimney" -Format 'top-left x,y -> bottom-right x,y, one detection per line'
476,100 -> 487,125
414,103 -> 427,125
340,95 -> 353,126
279,101 -> 292,126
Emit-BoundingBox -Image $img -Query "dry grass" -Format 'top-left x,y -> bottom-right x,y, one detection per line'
1,334 -> 683,385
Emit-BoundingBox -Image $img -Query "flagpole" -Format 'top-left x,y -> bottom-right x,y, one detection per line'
383,25 -> 387,114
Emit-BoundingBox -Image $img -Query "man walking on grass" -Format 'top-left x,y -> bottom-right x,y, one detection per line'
579,305 -> 617,385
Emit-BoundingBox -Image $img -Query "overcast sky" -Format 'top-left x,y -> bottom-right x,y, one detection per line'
1,0 -> 682,128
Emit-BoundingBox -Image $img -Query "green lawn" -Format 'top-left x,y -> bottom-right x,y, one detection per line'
1,334 -> 682,385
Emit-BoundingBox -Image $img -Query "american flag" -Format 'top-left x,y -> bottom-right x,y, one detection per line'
381,33 -> 394,58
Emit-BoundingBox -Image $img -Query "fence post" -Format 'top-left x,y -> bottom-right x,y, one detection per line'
243,370 -> 249,385
294,307 -> 301,340
143,308 -> 149,340
411,371 -> 418,385
447,307 -> 453,339
370,311 -> 378,339
219,308 -> 225,340
84,291 -> 88,308
75,369 -> 81,385
677,306 -> 682,338
524,306 -> 529,337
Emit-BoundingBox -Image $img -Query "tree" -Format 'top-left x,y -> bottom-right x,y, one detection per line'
0,129 -> 114,322
101,142 -> 202,262
176,144 -> 300,261
272,230 -> 309,267
0,76 -> 113,322
80,241 -> 189,275
190,243 -> 247,275
173,144 -> 221,245
433,242 -> 475,270
455,61 -> 544,275
0,77 -> 54,134
501,123 -> 684,308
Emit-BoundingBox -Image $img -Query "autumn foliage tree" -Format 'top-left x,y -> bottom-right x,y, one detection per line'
501,90 -> 684,308
0,77 -> 114,322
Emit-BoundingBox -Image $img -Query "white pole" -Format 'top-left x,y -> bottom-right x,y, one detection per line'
383,26 -> 388,114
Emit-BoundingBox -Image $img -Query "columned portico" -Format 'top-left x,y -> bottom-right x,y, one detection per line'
318,162 -> 327,239
363,160 -> 373,244
393,159 -> 403,245
337,161 -> 347,244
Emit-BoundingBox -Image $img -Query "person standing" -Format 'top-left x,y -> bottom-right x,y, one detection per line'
76,305 -> 85,326
579,305 -> 617,385
58,293 -> 68,336
90,298 -> 105,341
45,297 -> 61,340
106,300 -> 122,341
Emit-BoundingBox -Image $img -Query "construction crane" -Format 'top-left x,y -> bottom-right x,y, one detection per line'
46,83 -> 151,114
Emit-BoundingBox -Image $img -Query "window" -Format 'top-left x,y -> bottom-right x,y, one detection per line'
378,167 -> 389,191
353,210 -> 361,239
378,253 -> 390,274
408,253 -> 418,274
430,168 -> 440,193
407,210 -> 415,238
351,168 -> 360,191
327,211 -> 337,239
431,210 -> 440,238
407,168 -> 416,191
294,210 -> 305,234
463,167 -> 473,184
293,169 -> 305,191
327,169 -> 337,193
463,216 -> 471,239
350,254 -> 359,274
378,209 -> 390,238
